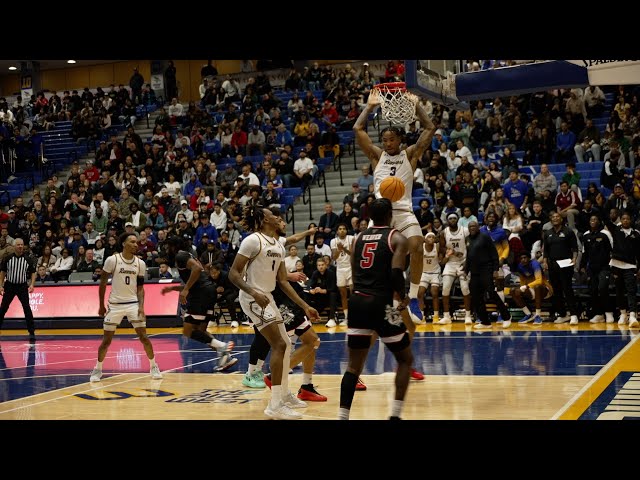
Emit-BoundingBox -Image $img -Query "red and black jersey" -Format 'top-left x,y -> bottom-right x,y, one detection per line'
352,226 -> 396,301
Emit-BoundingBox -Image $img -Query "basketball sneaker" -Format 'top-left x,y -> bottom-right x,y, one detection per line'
629,314 -> 639,328
519,314 -> 534,324
501,317 -> 512,328
215,341 -> 238,371
264,401 -> 302,420
150,365 -> 163,380
326,318 -> 337,328
298,384 -> 327,401
431,314 -> 440,324
355,377 -> 367,391
410,368 -> 425,380
437,315 -> 452,325
89,367 -> 103,383
283,391 -> 308,409
589,315 -> 605,324
242,371 -> 266,389
532,315 -> 543,325
230,321 -> 239,328
408,298 -> 424,323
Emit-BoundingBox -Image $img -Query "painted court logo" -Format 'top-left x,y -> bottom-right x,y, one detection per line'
166,388 -> 261,405
580,372 -> 640,420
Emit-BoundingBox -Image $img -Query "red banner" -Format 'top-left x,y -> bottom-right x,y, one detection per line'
3,283 -> 180,319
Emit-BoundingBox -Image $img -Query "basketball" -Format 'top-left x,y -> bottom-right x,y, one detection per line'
379,176 -> 405,202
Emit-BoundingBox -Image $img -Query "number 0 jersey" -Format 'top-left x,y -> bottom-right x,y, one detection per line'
102,253 -> 146,304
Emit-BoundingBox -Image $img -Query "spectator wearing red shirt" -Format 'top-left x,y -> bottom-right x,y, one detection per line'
555,181 -> 581,230
83,159 -> 100,184
231,126 -> 248,156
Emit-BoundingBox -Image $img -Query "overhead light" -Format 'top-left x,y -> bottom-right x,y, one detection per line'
67,60 -> 76,64
8,66 -> 17,71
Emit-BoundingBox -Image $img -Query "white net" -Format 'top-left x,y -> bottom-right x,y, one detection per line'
373,83 -> 419,125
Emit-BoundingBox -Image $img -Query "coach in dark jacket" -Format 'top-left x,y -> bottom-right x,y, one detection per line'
465,221 -> 512,328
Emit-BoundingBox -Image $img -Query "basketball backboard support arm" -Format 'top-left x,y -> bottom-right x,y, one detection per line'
404,59 -> 470,111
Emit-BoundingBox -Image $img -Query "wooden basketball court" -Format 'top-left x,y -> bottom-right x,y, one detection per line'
0,323 -> 638,420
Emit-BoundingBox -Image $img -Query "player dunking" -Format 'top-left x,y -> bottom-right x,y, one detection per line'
339,198 -> 414,420
90,232 -> 162,382
354,88 -> 436,324
229,205 -> 320,420
161,236 -> 237,372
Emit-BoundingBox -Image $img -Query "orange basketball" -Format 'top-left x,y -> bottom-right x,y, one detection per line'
379,176 -> 405,202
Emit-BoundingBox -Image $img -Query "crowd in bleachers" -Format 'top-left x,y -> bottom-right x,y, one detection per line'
0,61 -> 381,294
3,59 -> 640,325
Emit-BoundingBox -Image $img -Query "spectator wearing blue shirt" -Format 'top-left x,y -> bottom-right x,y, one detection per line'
503,169 -> 529,210
556,121 -> 576,162
431,129 -> 449,152
194,215 -> 218,246
183,173 -> 203,199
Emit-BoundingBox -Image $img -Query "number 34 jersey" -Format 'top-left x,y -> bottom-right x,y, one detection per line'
237,232 -> 286,296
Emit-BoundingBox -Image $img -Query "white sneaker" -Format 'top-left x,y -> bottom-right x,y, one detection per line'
569,315 -> 579,325
230,320 -> 239,328
326,319 -> 337,328
629,316 -> 639,328
464,316 -> 473,325
339,319 -> 348,327
215,341 -> 239,371
618,315 -> 628,326
437,316 -> 452,325
89,368 -> 102,382
264,401 -> 303,420
502,319 -> 512,328
473,323 -> 492,330
605,312 -> 615,324
554,316 -> 570,324
282,391 -> 307,409
150,365 -> 163,380
207,321 -> 216,328
589,315 -> 605,324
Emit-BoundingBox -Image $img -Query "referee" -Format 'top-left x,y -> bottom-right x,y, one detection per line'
0,238 -> 37,341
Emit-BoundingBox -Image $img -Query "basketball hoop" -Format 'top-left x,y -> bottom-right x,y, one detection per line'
372,82 -> 418,125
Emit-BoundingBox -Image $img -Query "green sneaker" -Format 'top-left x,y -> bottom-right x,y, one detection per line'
242,371 -> 266,389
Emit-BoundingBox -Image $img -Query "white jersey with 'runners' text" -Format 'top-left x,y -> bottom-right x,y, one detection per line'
444,226 -> 469,264
423,243 -> 441,274
238,232 -> 285,295
102,253 -> 146,304
374,149 -> 413,212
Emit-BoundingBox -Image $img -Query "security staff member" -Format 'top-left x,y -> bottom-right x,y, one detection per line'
464,221 -> 512,329
0,238 -> 37,341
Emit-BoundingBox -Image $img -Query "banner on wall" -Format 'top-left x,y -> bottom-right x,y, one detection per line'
4,283 -> 180,319
21,88 -> 33,103
150,74 -> 164,91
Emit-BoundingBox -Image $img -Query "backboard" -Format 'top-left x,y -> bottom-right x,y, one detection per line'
404,59 -> 470,111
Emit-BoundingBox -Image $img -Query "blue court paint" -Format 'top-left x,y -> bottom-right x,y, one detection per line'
0,330 -> 632,404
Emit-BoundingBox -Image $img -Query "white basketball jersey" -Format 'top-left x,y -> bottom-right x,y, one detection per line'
237,232 -> 285,295
102,253 -> 146,304
444,226 -> 469,264
423,243 -> 441,274
374,149 -> 413,211
330,235 -> 354,270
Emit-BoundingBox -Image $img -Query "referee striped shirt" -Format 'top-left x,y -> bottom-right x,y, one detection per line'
1,253 -> 35,284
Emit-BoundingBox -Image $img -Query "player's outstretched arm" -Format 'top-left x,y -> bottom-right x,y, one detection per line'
353,91 -> 383,167
283,225 -> 317,248
406,94 -> 436,168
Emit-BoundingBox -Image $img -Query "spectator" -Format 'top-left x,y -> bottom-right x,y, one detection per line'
574,118 -> 602,163
533,163 -> 558,196
556,122 -> 576,162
